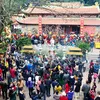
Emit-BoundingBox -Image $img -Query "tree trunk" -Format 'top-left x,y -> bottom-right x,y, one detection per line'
0,0 -> 3,34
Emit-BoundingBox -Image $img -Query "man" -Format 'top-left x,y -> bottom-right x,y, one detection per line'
40,81 -> 46,100
95,91 -> 100,100
82,81 -> 90,100
0,81 -> 8,99
45,78 -> 51,97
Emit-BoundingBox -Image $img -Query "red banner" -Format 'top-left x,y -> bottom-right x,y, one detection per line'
38,15 -> 42,34
80,17 -> 84,34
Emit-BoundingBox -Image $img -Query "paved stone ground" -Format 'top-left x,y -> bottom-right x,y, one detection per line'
0,48 -> 100,100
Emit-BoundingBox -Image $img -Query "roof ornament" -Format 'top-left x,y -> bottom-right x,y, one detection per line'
29,3 -> 33,8
95,2 -> 99,7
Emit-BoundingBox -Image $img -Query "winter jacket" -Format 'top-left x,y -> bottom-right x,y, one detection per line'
60,96 -> 68,100
27,81 -> 34,88
74,81 -> 81,92
67,91 -> 74,100
65,83 -> 70,94
82,84 -> 90,94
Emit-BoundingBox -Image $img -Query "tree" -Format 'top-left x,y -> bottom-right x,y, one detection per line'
76,41 -> 90,54
16,37 -> 32,50
0,0 -> 27,34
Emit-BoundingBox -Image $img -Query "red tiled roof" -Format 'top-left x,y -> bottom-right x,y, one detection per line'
22,6 -> 100,14
17,17 -> 100,25
11,16 -> 19,25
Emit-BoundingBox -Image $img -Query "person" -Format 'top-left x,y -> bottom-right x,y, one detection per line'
17,78 -> 24,91
90,41 -> 94,52
9,82 -> 17,100
88,73 -> 92,84
98,69 -> 100,82
52,79 -> 58,93
54,84 -> 62,94
94,61 -> 100,74
36,77 -> 41,94
93,73 -> 98,82
89,88 -> 96,100
39,81 -> 46,100
82,81 -> 90,100
19,88 -> 25,100
9,89 -> 16,100
74,80 -> 81,99
67,88 -> 74,100
0,81 -> 8,99
53,91 -> 61,100
27,77 -> 34,97
45,78 -> 51,97
30,90 -> 40,100
59,91 -> 68,100
0,67 -> 3,81
69,76 -> 75,91
95,91 -> 100,100
2,63 -> 7,80
65,81 -> 70,94
92,82 -> 97,92
10,66 -> 17,82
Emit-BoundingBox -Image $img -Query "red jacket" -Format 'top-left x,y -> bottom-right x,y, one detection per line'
0,68 -> 2,77
65,83 -> 70,94
60,96 -> 68,100
10,68 -> 16,78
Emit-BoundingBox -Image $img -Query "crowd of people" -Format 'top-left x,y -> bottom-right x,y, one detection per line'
31,33 -> 95,49
0,41 -> 99,100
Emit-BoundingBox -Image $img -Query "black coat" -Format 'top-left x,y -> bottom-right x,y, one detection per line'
74,81 -> 81,92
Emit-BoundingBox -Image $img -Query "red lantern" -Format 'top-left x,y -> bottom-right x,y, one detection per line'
90,34 -> 94,38
28,33 -> 32,38
52,34 -> 56,39
21,33 -> 24,37
60,34 -> 65,39
43,34 -> 48,39
13,34 -> 18,40
80,34 -> 84,38
35,34 -> 39,38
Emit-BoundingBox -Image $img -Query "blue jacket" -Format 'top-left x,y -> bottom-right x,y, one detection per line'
27,64 -> 34,71
67,91 -> 74,99
94,64 -> 100,73
27,81 -> 34,88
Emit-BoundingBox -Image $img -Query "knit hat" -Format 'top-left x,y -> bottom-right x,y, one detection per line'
28,77 -> 32,81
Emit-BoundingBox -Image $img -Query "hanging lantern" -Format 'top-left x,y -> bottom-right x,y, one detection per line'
90,34 -> 94,38
13,34 -> 18,40
60,34 -> 65,39
35,34 -> 39,38
13,34 -> 16,37
43,34 -> 48,39
21,33 -> 24,37
80,34 -> 84,38
28,33 -> 32,38
52,34 -> 56,39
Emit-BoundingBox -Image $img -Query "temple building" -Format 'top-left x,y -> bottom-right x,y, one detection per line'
14,2 -> 100,35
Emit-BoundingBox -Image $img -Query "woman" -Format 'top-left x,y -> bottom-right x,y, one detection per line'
65,81 -> 70,94
17,79 -> 24,91
27,77 -> 34,97
36,77 -> 41,94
